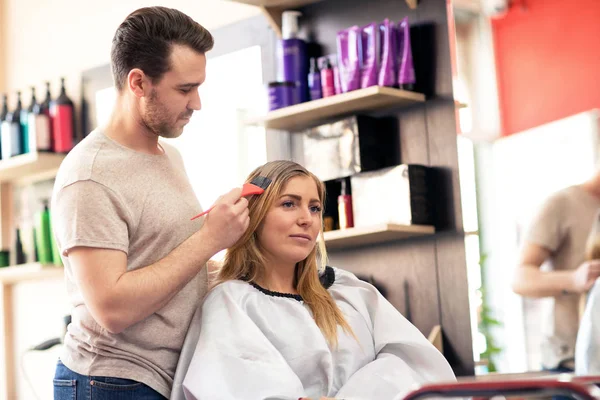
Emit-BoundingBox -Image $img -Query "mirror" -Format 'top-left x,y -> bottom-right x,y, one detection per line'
452,0 -> 600,378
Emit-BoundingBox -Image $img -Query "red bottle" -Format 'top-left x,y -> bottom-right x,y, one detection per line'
338,179 -> 354,229
320,59 -> 336,98
50,77 -> 75,153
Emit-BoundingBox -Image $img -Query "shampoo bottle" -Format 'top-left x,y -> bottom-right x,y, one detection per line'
278,11 -> 308,104
35,200 -> 53,264
41,82 -> 54,150
15,227 -> 26,265
50,77 -> 75,153
320,59 -> 336,98
0,94 -> 7,123
308,58 -> 322,101
338,179 -> 354,229
1,91 -> 24,159
21,87 -> 37,154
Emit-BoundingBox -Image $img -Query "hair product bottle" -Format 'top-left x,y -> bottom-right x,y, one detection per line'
278,11 -> 308,104
50,77 -> 75,153
308,58 -> 322,101
29,86 -> 52,152
35,200 -> 53,264
338,179 -> 354,229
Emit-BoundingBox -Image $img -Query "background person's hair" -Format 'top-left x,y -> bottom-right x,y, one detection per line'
111,6 -> 214,91
216,160 -> 354,346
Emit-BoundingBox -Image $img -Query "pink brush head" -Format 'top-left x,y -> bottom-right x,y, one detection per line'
190,176 -> 272,221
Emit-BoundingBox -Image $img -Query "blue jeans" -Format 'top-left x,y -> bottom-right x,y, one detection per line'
53,359 -> 166,400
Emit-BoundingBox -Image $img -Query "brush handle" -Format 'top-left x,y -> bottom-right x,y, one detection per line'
190,183 -> 265,221
190,206 -> 213,220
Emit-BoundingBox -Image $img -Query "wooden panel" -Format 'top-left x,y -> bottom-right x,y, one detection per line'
328,238 -> 441,337
246,86 -> 425,131
434,234 -> 473,376
397,108 -> 430,165
2,284 -> 15,400
323,224 -> 435,250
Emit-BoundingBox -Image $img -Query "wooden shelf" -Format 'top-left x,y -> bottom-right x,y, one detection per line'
0,263 -> 63,285
229,1 -> 418,36
323,223 -> 435,250
228,0 -> 324,37
0,152 -> 65,184
246,86 -> 425,131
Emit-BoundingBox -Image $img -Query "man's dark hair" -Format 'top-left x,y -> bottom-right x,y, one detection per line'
111,6 -> 214,91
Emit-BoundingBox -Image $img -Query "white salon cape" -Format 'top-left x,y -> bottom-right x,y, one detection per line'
575,279 -> 600,375
172,267 -> 456,400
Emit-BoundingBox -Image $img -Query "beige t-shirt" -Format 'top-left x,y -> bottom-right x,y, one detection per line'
51,129 -> 207,397
525,184 -> 600,369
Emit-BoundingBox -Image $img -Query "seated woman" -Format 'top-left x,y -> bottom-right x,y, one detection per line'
180,160 -> 456,400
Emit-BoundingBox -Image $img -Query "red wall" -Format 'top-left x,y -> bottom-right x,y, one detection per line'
492,0 -> 600,136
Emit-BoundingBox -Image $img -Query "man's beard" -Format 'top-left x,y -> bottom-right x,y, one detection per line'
142,89 -> 181,139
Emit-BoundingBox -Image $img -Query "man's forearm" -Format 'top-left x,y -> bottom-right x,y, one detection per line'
104,230 -> 218,332
512,265 -> 575,298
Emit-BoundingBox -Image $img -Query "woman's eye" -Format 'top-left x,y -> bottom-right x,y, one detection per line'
282,201 -> 295,208
310,206 -> 322,213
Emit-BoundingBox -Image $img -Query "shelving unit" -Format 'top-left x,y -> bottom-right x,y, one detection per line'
0,152 -> 65,184
228,0 -> 417,37
246,86 -> 425,130
1,263 -> 63,399
0,152 -> 65,400
323,223 -> 435,250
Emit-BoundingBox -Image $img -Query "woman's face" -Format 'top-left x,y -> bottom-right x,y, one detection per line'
257,175 -> 323,269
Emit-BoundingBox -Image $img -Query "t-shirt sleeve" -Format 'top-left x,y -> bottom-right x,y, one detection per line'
524,192 -> 565,253
52,179 -> 132,256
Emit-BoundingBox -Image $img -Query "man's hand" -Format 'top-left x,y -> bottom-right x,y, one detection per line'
198,187 -> 249,253
571,260 -> 600,293
513,243 -> 597,298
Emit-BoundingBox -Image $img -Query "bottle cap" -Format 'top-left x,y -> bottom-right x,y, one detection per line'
340,179 -> 347,196
282,11 -> 302,40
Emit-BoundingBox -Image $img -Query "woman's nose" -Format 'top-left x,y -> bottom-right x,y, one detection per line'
297,209 -> 313,226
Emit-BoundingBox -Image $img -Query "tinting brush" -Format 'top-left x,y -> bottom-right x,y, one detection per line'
190,176 -> 272,221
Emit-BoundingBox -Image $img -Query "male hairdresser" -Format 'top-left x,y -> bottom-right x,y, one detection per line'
51,7 -> 249,399
513,174 -> 600,374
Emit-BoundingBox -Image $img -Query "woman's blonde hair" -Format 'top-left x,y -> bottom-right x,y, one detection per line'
215,160 -> 353,346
